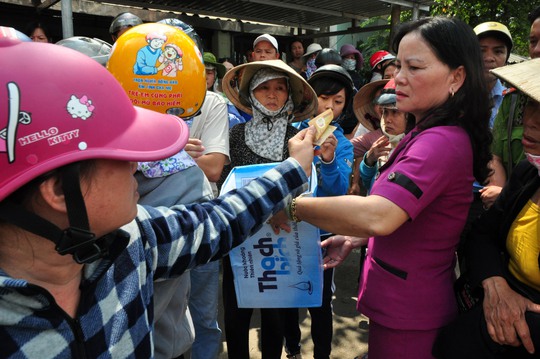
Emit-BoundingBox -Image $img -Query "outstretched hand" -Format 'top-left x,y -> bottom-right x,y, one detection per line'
288,126 -> 317,177
321,235 -> 368,269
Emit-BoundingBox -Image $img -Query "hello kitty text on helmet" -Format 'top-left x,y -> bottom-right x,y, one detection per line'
0,30 -> 189,262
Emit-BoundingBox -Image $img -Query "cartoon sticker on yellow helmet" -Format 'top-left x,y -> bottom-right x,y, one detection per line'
108,23 -> 206,117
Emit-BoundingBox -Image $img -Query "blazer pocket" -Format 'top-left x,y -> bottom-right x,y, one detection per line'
373,256 -> 408,280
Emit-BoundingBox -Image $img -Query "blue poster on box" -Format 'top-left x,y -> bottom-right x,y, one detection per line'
220,163 -> 323,308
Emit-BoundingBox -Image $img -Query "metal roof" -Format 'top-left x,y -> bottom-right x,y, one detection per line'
21,0 -> 434,33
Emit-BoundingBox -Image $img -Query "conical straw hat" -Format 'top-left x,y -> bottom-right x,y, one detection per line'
491,58 -> 540,103
222,60 -> 318,122
352,79 -> 388,131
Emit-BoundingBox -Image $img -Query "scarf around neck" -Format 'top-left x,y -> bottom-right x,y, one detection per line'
245,68 -> 295,161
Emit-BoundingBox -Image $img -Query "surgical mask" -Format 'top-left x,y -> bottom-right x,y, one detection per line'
525,152 -> 540,176
380,115 -> 405,146
342,58 -> 356,71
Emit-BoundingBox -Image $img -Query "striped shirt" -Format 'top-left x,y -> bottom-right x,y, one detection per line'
0,158 -> 307,359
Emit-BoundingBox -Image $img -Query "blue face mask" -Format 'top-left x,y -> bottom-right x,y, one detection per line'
342,58 -> 356,71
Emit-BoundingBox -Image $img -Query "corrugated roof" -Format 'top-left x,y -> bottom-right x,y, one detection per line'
33,0 -> 434,31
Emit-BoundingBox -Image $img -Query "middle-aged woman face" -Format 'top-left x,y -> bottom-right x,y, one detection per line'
381,107 -> 407,136
82,160 -> 140,237
522,100 -> 540,156
394,32 -> 463,121
252,77 -> 289,112
31,27 -> 49,42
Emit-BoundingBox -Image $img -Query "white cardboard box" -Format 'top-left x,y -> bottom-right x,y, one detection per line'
220,163 -> 323,308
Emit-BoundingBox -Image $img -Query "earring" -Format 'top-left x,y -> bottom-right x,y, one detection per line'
450,88 -> 455,97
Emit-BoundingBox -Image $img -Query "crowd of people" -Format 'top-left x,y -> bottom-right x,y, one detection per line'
1,5 -> 540,359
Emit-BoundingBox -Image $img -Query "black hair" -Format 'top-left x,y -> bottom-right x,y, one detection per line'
528,6 -> 540,24
309,75 -> 353,121
392,16 -> 492,184
288,38 -> 304,52
310,78 -> 348,101
24,21 -> 52,42
381,60 -> 397,78
219,57 -> 236,66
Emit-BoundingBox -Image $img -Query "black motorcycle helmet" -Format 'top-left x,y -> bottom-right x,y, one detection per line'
109,12 -> 143,40
314,48 -> 342,68
308,64 -> 355,113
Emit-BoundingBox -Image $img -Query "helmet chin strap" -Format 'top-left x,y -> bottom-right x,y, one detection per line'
0,163 -> 114,264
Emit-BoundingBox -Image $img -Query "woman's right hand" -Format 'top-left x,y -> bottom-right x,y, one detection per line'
482,276 -> 540,354
288,126 -> 317,177
365,135 -> 390,166
320,235 -> 367,269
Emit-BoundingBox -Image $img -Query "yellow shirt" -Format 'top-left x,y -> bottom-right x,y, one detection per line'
507,199 -> 540,291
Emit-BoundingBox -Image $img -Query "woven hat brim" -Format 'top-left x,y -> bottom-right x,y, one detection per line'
352,79 -> 389,131
222,60 -> 318,122
491,58 -> 540,103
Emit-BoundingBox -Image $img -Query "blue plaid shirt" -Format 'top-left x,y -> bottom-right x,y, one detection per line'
0,159 -> 307,359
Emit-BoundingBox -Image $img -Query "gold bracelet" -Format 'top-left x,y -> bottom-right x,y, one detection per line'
289,196 -> 301,222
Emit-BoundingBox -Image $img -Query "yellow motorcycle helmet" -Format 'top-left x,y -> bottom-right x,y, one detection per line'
107,22 -> 206,117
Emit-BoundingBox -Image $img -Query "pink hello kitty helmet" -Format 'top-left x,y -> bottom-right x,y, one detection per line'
0,33 -> 189,202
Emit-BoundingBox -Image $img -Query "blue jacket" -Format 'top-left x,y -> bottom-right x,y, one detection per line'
359,152 -> 378,193
0,159 -> 307,359
297,120 -> 353,197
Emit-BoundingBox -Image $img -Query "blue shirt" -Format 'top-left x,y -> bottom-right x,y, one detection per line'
489,79 -> 506,129
296,120 -> 353,236
297,120 -> 353,197
134,46 -> 162,75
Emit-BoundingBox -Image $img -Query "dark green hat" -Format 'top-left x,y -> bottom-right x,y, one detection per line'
203,52 -> 226,78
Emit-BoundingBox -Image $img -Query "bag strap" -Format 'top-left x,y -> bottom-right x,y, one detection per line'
505,93 -> 518,178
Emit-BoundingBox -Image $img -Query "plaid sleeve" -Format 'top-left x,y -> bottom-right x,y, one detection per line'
137,157 -> 308,279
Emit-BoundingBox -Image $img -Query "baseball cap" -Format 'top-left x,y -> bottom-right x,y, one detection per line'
474,21 -> 513,55
253,34 -> 278,52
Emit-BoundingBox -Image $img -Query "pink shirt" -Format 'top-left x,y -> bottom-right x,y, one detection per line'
358,126 -> 473,330
351,129 -> 383,159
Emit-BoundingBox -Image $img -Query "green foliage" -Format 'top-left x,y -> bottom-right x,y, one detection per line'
430,0 -> 540,56
355,16 -> 392,83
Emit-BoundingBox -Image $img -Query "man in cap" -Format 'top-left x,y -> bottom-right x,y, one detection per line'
301,43 -> 323,79
203,52 -> 227,91
474,21 -> 513,128
482,7 -> 540,210
458,22 -> 514,271
252,33 -> 280,61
